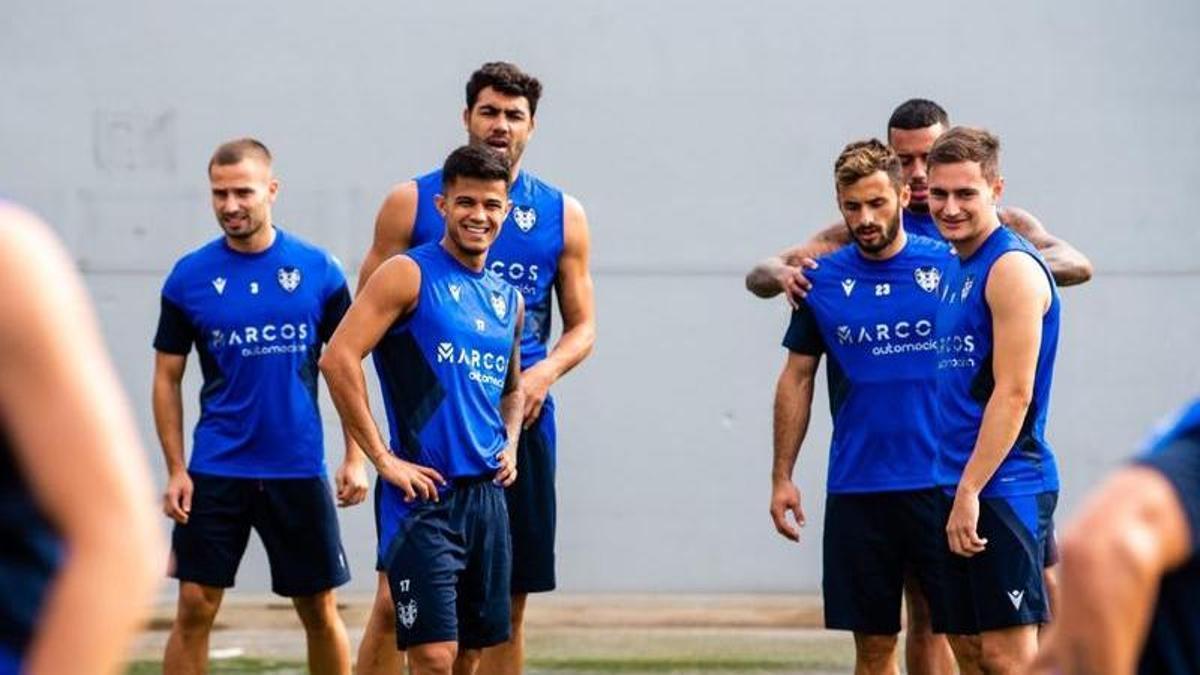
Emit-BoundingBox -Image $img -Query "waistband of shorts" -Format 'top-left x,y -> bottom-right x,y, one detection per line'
451,474 -> 496,489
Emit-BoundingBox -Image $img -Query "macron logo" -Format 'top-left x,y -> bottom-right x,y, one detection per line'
212,277 -> 226,295
1007,589 -> 1024,610
437,342 -> 454,362
841,278 -> 856,297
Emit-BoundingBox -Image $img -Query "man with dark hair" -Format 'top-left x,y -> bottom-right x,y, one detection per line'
1032,398 -> 1200,675
0,203 -> 162,674
745,99 -> 1092,304
356,62 -> 596,675
771,139 -> 953,674
321,145 -> 525,675
154,138 -> 365,674
929,126 -> 1061,673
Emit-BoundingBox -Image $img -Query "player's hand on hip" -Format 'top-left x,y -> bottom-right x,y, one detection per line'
163,470 -> 193,524
335,458 -> 370,507
781,259 -> 819,308
519,362 -> 555,429
494,448 -> 517,487
946,489 -> 987,557
770,480 -> 806,542
379,455 -> 445,503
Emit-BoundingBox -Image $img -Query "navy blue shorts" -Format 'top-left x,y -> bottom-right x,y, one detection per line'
823,489 -> 949,634
382,477 -> 511,650
170,473 -> 350,597
937,491 -> 1057,634
506,398 -> 557,594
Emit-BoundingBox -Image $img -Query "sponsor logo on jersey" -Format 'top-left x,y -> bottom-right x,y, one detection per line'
277,266 -> 301,292
208,322 -> 312,357
448,283 -> 461,302
212,277 -> 227,295
435,340 -> 510,388
836,319 -> 934,345
841,278 -> 856,297
513,206 -> 537,232
488,259 -> 542,296
935,332 -> 978,369
914,266 -> 941,293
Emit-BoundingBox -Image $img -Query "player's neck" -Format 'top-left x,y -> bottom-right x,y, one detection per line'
439,238 -> 487,273
954,217 -> 1001,259
509,158 -> 524,184
225,223 -> 276,254
859,227 -> 908,262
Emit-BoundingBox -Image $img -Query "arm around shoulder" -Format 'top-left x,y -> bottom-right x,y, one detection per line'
999,205 -> 1094,287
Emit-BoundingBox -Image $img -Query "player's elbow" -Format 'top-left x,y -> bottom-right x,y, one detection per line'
318,346 -> 350,385
744,265 -> 777,298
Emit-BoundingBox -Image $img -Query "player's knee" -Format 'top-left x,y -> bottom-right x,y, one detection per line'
371,577 -> 397,628
408,642 -> 457,675
175,584 -> 221,633
853,633 -> 897,666
452,647 -> 482,675
292,591 -> 342,632
946,634 -> 981,667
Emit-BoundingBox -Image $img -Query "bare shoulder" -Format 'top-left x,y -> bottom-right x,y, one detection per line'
986,250 -> 1051,307
561,193 -> 591,254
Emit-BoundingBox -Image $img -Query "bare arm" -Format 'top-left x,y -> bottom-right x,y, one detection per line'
770,351 -> 820,542
1033,468 -> 1192,674
494,296 -> 525,487
745,219 -> 848,304
999,206 -> 1093,287
357,180 -> 418,293
152,351 -> 193,523
519,194 -> 596,427
946,252 -> 1051,556
0,206 -> 162,675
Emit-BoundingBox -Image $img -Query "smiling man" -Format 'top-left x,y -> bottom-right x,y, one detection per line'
321,145 -> 524,675
154,138 -> 363,675
355,62 -> 596,675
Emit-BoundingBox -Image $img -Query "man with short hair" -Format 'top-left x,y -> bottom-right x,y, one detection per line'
1031,398 -> 1200,674
321,145 -> 525,675
771,139 -> 952,674
356,61 -> 596,675
929,127 -> 1061,673
154,138 -> 364,675
0,203 -> 162,675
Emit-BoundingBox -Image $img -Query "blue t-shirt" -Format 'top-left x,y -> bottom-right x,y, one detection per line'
903,208 -> 941,240
1134,398 -> 1200,674
933,226 -> 1061,497
373,243 -> 520,548
782,235 -> 950,493
411,168 -> 564,369
154,228 -> 351,478
0,431 -> 61,663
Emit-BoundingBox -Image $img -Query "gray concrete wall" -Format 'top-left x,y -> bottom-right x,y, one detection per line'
3,0 -> 1198,593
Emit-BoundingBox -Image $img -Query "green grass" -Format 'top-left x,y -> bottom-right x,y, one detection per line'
528,656 -> 847,672
127,658 -> 306,673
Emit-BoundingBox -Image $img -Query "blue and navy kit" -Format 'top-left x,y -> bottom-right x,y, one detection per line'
903,208 -> 941,240
372,243 -> 520,554
411,168 -> 563,369
933,226 -> 1061,497
0,432 -> 61,670
783,234 -> 951,493
1135,398 -> 1200,674
154,228 -> 351,479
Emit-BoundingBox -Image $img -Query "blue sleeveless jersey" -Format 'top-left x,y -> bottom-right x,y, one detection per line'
411,168 -> 564,368
933,226 -> 1061,496
1134,398 -> 1200,674
372,243 -> 520,547
782,235 -> 951,493
0,431 -> 61,663
903,209 -> 941,240
154,228 -> 351,478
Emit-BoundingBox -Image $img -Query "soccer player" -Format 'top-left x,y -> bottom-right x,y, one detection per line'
1031,398 -> 1200,674
745,98 -> 1092,304
355,62 -> 596,675
320,145 -> 524,675
0,203 -> 162,675
154,139 -> 364,675
929,127 -> 1060,673
771,139 -> 951,674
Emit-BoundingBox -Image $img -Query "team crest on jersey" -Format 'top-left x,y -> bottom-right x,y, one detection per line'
277,266 -> 302,292
396,599 -> 418,629
490,291 -> 508,320
913,266 -> 941,293
513,206 -> 537,232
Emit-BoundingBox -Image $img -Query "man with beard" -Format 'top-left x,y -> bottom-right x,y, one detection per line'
321,145 -> 524,675
771,139 -> 951,675
355,62 -> 596,675
154,139 -> 366,674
